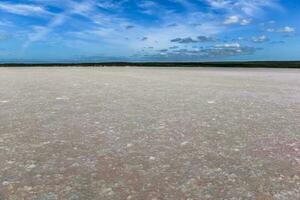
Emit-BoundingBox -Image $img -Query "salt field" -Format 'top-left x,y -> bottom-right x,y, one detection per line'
0,67 -> 300,199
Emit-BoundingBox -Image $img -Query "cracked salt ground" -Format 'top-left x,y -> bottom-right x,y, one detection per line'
0,67 -> 300,199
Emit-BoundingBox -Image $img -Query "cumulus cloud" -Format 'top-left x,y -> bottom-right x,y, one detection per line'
224,15 -> 251,25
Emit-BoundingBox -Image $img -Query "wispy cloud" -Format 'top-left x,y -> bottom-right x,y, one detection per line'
278,26 -> 295,33
23,14 -> 66,48
171,37 -> 198,44
22,0 -> 95,48
0,2 -> 50,16
171,36 -> 216,43
224,15 -> 240,25
142,42 -> 259,61
266,26 -> 296,35
251,35 -> 269,43
206,0 -> 283,16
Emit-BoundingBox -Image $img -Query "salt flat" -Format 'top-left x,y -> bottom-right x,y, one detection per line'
0,67 -> 300,200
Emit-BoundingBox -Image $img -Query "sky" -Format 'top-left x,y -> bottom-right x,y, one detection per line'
0,0 -> 299,62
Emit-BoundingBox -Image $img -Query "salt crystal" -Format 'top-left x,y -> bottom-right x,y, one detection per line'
56,97 -> 69,100
180,141 -> 189,146
27,164 -> 36,169
24,186 -> 33,191
2,181 -> 10,186
149,156 -> 156,161
7,160 -> 14,164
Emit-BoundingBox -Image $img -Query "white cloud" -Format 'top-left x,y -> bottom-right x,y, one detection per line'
96,0 -> 128,9
22,1 -> 97,48
97,2 -> 119,9
137,0 -> 159,15
205,0 -> 232,9
7,0 -> 284,60
69,1 -> 93,15
205,0 -> 283,17
266,28 -> 275,32
224,15 -> 240,25
251,35 -> 269,43
240,19 -> 251,25
0,2 -> 50,16
215,43 -> 241,48
145,41 -> 259,60
224,15 -> 251,26
23,14 -> 66,48
138,1 -> 157,8
266,26 -> 296,33
278,26 -> 295,33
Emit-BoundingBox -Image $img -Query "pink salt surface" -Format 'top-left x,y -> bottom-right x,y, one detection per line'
0,67 -> 300,200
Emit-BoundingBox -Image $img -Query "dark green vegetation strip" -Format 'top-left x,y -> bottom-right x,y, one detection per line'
1,61 -> 300,68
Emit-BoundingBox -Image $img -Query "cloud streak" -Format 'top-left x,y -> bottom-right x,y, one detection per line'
0,2 -> 50,16
171,36 -> 216,44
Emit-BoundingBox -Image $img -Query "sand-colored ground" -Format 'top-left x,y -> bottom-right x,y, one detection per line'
0,67 -> 300,200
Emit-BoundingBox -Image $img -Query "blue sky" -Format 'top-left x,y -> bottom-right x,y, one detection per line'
0,0 -> 299,62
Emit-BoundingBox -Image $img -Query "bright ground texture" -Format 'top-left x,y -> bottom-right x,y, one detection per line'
0,67 -> 300,199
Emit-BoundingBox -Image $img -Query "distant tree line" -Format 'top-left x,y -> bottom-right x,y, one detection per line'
0,61 -> 299,68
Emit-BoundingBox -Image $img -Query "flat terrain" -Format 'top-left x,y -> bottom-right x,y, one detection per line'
0,67 -> 300,200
